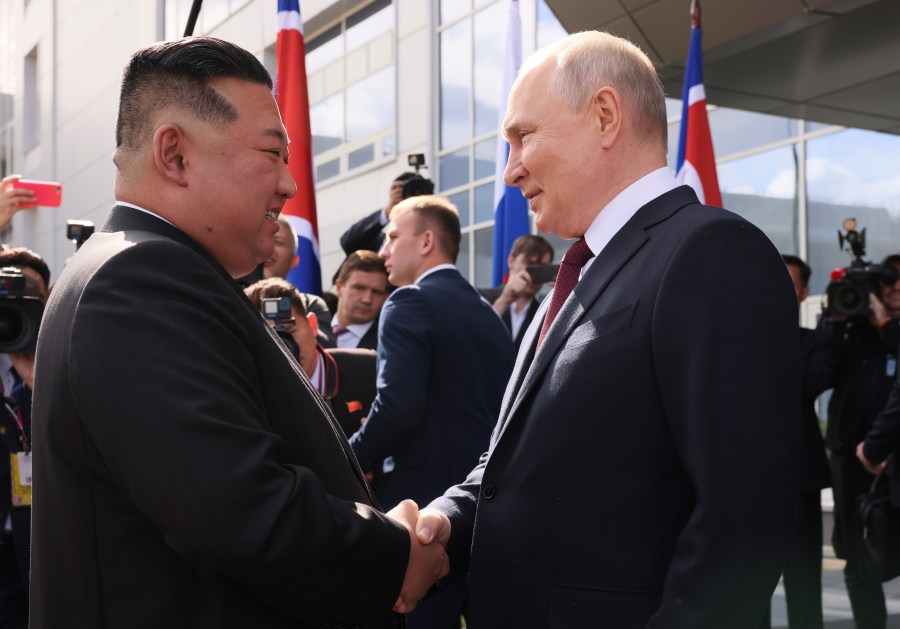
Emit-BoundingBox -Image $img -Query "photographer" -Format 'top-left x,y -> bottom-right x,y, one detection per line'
339,171 -> 434,256
0,247 -> 49,629
823,251 -> 900,629
244,277 -> 377,438
479,234 -> 554,352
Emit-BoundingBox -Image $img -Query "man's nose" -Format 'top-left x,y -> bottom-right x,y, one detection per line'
280,164 -> 297,199
504,146 -> 525,188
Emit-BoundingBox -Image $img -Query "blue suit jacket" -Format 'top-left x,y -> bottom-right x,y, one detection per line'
350,267 -> 514,509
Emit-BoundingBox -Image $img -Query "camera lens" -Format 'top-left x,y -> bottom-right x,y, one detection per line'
834,284 -> 865,315
0,305 -> 27,347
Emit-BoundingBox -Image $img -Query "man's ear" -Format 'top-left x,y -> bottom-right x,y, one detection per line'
290,255 -> 299,270
799,286 -> 809,304
420,230 -> 435,256
591,86 -> 622,149
307,311 -> 319,336
153,123 -> 189,186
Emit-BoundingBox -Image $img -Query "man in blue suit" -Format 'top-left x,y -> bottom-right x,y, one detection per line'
350,195 -> 515,629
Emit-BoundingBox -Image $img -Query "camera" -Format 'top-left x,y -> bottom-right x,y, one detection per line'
402,154 -> 434,199
67,220 -> 95,251
261,297 -> 299,360
825,218 -> 899,317
0,267 -> 44,353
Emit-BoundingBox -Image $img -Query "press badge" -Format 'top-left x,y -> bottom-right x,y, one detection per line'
887,356 -> 897,378
10,452 -> 32,507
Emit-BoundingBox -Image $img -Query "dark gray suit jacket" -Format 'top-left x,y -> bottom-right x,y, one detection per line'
31,206 -> 408,629
431,186 -> 800,629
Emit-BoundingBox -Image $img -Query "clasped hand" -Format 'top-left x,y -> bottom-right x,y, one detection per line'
386,500 -> 451,614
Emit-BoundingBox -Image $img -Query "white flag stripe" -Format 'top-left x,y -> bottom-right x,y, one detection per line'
277,10 -> 303,35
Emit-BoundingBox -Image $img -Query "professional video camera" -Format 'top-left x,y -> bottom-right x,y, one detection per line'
0,267 -> 44,353
260,296 -> 299,360
825,218 -> 899,317
402,153 -> 435,199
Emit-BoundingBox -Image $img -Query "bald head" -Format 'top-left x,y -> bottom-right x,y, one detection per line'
524,31 -> 668,152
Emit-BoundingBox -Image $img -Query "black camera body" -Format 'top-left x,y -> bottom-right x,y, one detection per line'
0,267 -> 44,353
825,219 -> 899,317
402,154 -> 434,199
261,297 -> 299,360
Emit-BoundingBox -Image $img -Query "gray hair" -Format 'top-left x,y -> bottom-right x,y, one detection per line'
534,31 -> 668,151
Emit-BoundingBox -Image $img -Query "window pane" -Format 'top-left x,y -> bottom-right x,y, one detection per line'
718,145 -> 798,257
346,0 -> 393,52
449,190 -> 471,229
317,158 -> 340,181
708,108 -> 797,159
346,67 -> 395,142
383,134 -> 396,157
474,226 -> 495,288
474,182 -> 494,224
440,20 -> 471,149
440,147 -> 470,191
310,93 -> 344,155
441,0 -> 471,24
474,137 -> 495,180
348,144 -> 375,169
307,24 -> 343,74
473,1 -> 504,137
807,129 -> 900,295
537,0 -> 567,49
458,231 -> 471,281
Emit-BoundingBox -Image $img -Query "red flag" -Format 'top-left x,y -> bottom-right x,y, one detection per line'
276,0 -> 322,294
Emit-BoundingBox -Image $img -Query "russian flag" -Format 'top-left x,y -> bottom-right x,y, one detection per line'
491,0 -> 529,287
675,15 -> 722,208
276,0 -> 322,295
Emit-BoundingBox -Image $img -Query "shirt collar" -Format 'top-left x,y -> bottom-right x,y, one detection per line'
583,167 -> 677,259
115,201 -> 177,228
415,263 -> 456,284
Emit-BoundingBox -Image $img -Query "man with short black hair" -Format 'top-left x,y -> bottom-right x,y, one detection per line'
31,36 -> 447,628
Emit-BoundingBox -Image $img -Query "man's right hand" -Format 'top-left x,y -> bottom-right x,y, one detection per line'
868,293 -> 890,330
493,269 -> 536,316
386,500 -> 450,614
0,175 -> 37,231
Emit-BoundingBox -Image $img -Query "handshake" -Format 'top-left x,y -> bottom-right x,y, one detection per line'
386,500 -> 451,613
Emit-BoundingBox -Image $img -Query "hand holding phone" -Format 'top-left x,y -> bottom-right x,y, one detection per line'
526,263 -> 560,285
15,180 -> 63,208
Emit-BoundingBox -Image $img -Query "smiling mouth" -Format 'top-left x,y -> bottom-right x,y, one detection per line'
265,210 -> 278,221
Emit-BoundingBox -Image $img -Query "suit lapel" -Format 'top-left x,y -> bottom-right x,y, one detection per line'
497,186 -> 698,439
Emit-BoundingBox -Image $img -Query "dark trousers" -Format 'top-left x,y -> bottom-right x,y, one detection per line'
759,491 -> 824,629
0,533 -> 27,629
404,575 -> 466,629
831,452 -> 886,629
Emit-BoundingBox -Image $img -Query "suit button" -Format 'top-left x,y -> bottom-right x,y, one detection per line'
482,484 -> 496,500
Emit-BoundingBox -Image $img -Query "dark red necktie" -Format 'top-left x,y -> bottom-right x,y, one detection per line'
537,238 -> 594,349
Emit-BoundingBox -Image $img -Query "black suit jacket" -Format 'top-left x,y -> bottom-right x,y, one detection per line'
340,209 -> 385,255
798,327 -> 834,492
430,186 -> 800,628
355,314 -> 380,351
478,286 -> 541,353
322,347 -> 377,439
31,206 -> 408,629
350,268 -> 515,510
0,382 -> 31,589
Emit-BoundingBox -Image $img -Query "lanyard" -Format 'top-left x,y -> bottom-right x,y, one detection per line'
4,397 -> 28,453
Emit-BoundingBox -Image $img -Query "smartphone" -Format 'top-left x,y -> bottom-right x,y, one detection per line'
526,263 -> 560,284
15,180 -> 63,208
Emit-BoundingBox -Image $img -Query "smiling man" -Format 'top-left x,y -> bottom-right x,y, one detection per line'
29,37 -> 448,629
403,31 -> 801,628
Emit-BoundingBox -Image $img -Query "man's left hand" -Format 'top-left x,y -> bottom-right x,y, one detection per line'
856,441 -> 888,475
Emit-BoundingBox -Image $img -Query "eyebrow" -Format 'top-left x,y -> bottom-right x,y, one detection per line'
263,128 -> 287,143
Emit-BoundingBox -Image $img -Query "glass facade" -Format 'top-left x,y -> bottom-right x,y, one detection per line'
437,0 -> 900,295
306,0 -> 396,182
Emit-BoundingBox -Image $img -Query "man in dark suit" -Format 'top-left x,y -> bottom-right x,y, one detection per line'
406,31 -> 799,627
332,250 -> 390,351
350,195 -> 515,628
0,247 -> 49,629
760,255 -> 834,629
479,234 -> 554,353
30,37 -> 448,628
245,276 -> 378,439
